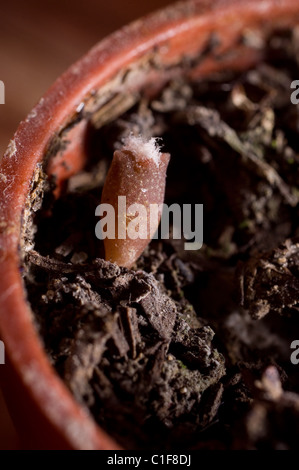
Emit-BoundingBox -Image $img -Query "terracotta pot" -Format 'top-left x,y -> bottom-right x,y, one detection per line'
1,0 -> 299,450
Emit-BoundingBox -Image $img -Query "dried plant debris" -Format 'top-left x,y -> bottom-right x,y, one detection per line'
23,30 -> 299,449
240,238 -> 299,319
242,366 -> 299,449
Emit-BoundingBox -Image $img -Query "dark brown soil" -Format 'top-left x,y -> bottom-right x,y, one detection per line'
23,29 -> 299,450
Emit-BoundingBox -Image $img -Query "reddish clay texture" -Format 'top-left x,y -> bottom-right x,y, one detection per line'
0,0 -> 299,450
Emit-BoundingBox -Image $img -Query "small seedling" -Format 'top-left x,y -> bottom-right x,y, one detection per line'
101,135 -> 170,268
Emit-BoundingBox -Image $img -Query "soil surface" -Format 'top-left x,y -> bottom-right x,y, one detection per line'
24,29 -> 299,449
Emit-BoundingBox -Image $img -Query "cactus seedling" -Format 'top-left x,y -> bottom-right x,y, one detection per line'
100,135 -> 170,268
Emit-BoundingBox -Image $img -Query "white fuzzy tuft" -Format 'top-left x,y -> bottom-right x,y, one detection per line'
122,135 -> 162,167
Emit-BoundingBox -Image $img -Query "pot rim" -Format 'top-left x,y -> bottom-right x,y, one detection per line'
0,0 -> 299,450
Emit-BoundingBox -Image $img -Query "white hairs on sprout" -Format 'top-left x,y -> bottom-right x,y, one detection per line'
122,134 -> 162,167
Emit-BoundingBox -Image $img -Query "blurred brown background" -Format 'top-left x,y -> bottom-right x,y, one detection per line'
0,0 -> 175,449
